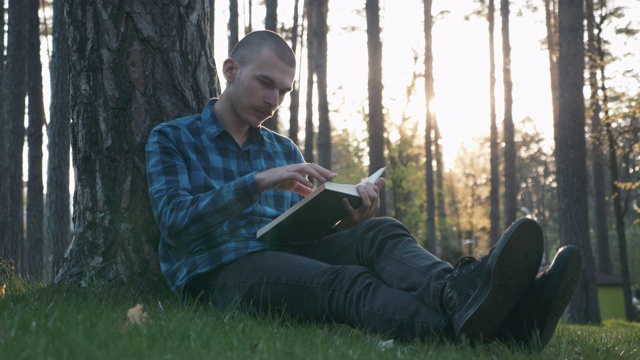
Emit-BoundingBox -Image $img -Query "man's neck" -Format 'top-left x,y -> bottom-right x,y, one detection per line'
212,96 -> 251,147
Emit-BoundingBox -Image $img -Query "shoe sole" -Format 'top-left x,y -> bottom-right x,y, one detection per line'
537,246 -> 582,348
454,218 -> 543,343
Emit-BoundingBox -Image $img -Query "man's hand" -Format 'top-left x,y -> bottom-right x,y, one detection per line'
255,163 -> 337,196
336,177 -> 386,230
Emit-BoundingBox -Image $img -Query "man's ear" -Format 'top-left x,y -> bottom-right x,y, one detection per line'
222,58 -> 240,83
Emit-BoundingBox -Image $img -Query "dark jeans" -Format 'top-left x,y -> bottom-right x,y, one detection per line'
185,217 -> 454,340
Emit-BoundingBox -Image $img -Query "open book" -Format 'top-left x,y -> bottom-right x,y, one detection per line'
257,167 -> 386,245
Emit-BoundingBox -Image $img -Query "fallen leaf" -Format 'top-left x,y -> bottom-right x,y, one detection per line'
0,284 -> 5,299
124,304 -> 148,329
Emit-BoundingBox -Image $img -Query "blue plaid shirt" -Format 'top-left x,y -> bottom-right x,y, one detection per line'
146,99 -> 304,293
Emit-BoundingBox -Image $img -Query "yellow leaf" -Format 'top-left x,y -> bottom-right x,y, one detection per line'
124,304 -> 148,328
0,284 -> 5,299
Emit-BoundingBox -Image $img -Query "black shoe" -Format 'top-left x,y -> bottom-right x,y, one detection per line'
442,218 -> 544,344
497,245 -> 582,351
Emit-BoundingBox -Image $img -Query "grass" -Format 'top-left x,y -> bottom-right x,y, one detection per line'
1,267 -> 639,359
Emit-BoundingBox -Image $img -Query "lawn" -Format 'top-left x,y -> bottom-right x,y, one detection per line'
1,270 -> 639,360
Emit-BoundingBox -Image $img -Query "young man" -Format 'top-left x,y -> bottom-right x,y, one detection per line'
146,30 -> 580,347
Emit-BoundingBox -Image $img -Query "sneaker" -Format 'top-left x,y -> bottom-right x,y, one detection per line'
442,218 -> 544,343
496,245 -> 582,350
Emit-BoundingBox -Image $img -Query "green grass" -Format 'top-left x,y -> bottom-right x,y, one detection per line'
1,269 -> 639,359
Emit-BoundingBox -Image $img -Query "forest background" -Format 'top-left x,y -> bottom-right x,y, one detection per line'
1,0 -> 639,325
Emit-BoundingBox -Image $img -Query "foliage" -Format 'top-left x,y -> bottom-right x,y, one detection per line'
2,264 -> 640,359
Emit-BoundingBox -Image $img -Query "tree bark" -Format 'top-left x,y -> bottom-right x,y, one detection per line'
56,0 -> 219,286
1,0 -> 29,273
557,0 -> 601,324
262,0 -> 279,131
585,0 -> 612,275
423,0 -> 436,254
312,0 -> 331,170
228,0 -> 239,54
366,0 -> 386,216
488,0 -> 501,247
434,119 -> 448,243
288,0 -> 301,145
501,0 -> 517,229
26,0 -> 45,279
303,0 -> 315,163
45,0 -> 72,280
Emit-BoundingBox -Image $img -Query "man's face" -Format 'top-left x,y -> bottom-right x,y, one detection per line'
229,48 -> 296,128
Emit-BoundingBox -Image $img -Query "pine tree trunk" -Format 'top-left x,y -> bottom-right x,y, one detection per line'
303,0 -> 315,163
1,0 -> 29,273
228,0 -> 239,54
557,0 -> 601,324
56,0 -> 219,286
501,0 -> 517,229
434,119 -> 448,242
366,0 -> 386,216
423,0 -> 436,254
312,0 -> 331,170
585,0 -> 612,275
262,0 -> 279,131
488,0 -> 501,247
288,0 -> 301,145
45,0 -> 72,280
26,0 -> 45,279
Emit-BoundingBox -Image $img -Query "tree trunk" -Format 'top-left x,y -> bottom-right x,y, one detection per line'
312,0 -> 331,170
288,0 -> 301,145
423,0 -> 436,254
501,0 -> 517,229
557,0 -> 601,324
303,0 -> 315,163
26,0 -> 45,279
228,0 -> 239,54
209,0 -> 215,57
488,0 -> 501,247
45,0 -> 72,281
366,0 -> 386,216
434,119 -> 448,243
56,0 -> 219,286
593,0 -> 634,320
262,0 -> 279,131
585,0 -> 612,275
545,0 -> 560,144
1,0 -> 29,273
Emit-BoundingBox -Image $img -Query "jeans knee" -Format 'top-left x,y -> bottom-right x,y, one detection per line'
357,217 -> 416,244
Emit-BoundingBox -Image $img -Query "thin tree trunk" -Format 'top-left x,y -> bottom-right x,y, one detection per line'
501,0 -> 517,229
585,0 -> 612,275
26,0 -> 45,279
313,0 -> 330,170
594,1 -> 634,319
45,0 -> 72,280
56,0 -> 218,286
228,0 -> 239,54
262,0 -> 279,131
366,0 -> 386,215
434,118 -> 448,243
557,0 -> 601,324
209,0 -> 215,56
423,0 -> 436,254
488,0 -> 501,247
288,0 -> 301,145
303,0 -> 315,163
545,0 -> 560,144
1,0 -> 29,274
